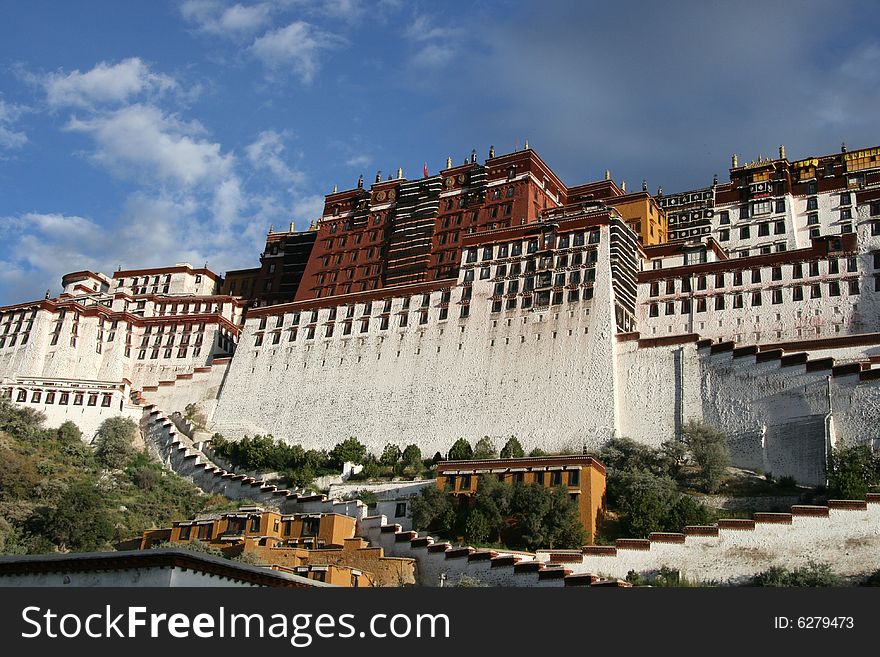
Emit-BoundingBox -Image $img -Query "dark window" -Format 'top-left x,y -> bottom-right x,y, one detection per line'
792,286 -> 804,301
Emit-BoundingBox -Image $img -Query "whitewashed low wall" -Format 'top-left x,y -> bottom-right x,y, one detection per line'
535,497 -> 880,584
140,403 -> 369,525
356,516 -> 617,588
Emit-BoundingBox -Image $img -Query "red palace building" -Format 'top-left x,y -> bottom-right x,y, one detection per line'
227,146 -> 668,308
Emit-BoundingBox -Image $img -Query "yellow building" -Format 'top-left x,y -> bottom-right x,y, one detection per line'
607,192 -> 669,245
117,507 -> 415,587
435,454 -> 606,542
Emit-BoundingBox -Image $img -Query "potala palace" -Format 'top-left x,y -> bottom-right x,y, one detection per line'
3,142 -> 880,487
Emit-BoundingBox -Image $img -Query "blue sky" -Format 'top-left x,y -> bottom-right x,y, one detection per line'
1,0 -> 878,305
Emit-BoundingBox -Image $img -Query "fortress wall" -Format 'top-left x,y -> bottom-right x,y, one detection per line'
136,359 -> 230,417
210,226 -> 621,456
617,337 -> 880,485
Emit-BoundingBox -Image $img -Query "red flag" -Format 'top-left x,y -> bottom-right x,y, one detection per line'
423,162 -> 429,177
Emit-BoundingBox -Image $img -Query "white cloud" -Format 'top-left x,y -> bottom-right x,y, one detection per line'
212,176 -> 247,228
344,153 -> 370,168
250,21 -> 343,82
181,0 -> 273,38
0,100 -> 27,149
44,58 -> 177,109
404,14 -> 464,71
291,194 -> 325,223
245,129 -> 305,186
65,104 -> 234,187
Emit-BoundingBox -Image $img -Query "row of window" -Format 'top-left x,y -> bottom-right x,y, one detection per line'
648,258 -> 860,297
448,469 -> 580,490
136,346 -> 203,360
719,219 -> 786,241
7,389 -> 114,407
648,280 -> 861,316
490,287 -> 594,312
465,230 -> 601,264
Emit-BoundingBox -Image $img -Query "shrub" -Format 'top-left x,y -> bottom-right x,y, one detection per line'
827,445 -> 879,500
38,480 -> 116,551
0,398 -> 47,441
751,561 -> 841,587
56,421 -> 83,445
94,417 -> 138,469
777,475 -> 797,489
682,421 -> 730,493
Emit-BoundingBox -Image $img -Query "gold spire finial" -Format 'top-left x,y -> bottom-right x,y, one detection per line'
524,138 -> 529,150
446,156 -> 452,169
604,169 -> 610,181
779,144 -> 786,159
731,154 -> 738,168
397,167 -> 403,179
332,184 -> 337,193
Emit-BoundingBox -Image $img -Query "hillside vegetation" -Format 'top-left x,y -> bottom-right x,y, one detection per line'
0,399 -> 235,555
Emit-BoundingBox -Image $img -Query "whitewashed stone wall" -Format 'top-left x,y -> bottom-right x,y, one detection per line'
617,336 -> 880,485
550,499 -> 880,584
210,225 -> 621,456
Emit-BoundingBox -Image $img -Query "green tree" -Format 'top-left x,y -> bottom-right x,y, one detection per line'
380,443 -> 401,467
56,421 -> 83,445
410,485 -> 452,531
545,485 -> 587,548
682,421 -> 730,493
663,495 -> 715,531
401,444 -> 423,471
448,438 -> 473,461
0,447 -> 41,501
473,475 -> 512,543
464,510 -> 491,544
328,437 -> 367,469
0,398 -> 47,441
94,416 -> 137,469
500,436 -> 525,459
39,480 -> 116,551
473,436 -> 497,460
613,470 -> 678,537
827,445 -> 879,500
528,447 -> 547,457
509,483 -> 552,549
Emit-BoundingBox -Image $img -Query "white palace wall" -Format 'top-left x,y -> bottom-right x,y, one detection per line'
617,335 -> 880,485
210,225 -> 621,456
